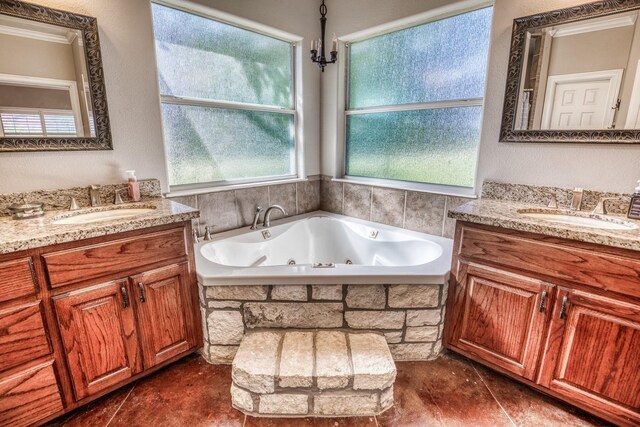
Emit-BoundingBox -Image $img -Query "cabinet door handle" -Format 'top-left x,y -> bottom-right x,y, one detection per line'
27,258 -> 38,285
120,285 -> 129,308
137,282 -> 146,303
559,295 -> 568,319
539,290 -> 547,313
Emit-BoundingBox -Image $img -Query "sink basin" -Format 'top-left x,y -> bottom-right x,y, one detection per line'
52,207 -> 156,225
517,210 -> 638,231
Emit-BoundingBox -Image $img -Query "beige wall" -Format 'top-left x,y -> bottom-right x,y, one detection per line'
0,33 -> 76,80
0,0 -> 320,194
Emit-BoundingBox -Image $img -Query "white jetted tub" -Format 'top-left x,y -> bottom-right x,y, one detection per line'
196,212 -> 453,286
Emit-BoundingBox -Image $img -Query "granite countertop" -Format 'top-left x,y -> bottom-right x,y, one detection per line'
0,198 -> 199,255
448,198 -> 640,252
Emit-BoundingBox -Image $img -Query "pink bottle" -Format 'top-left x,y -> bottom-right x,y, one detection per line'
126,170 -> 141,202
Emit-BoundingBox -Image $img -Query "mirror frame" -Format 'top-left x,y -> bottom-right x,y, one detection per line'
500,0 -> 640,144
0,0 -> 112,151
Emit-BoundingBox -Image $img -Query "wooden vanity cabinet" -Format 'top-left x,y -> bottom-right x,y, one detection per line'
445,222 -> 640,426
539,288 -> 640,424
131,262 -> 198,369
0,221 -> 201,427
53,279 -> 143,400
447,261 -> 552,380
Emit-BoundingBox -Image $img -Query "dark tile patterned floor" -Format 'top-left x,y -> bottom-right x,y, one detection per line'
47,351 -> 610,427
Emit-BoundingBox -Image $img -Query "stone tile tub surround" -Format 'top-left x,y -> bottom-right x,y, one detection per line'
449,180 -> 640,252
230,330 -> 395,417
198,282 -> 448,365
167,176 -> 320,236
320,176 -> 473,239
0,180 -> 199,255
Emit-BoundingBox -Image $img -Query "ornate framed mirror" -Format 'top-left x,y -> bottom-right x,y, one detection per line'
0,0 -> 112,151
500,0 -> 640,143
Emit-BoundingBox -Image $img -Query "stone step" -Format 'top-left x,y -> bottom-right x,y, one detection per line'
231,329 -> 396,417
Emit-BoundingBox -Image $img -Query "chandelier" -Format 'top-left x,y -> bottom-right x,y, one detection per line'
310,0 -> 337,72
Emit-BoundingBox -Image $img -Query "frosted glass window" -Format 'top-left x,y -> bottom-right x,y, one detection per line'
152,3 -> 292,108
151,3 -> 296,188
348,7 -> 492,109
345,7 -> 492,188
161,104 -> 294,186
346,107 -> 483,187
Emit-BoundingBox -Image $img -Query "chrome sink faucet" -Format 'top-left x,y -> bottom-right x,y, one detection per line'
114,188 -> 128,205
570,188 -> 583,211
592,197 -> 618,215
544,191 -> 558,209
263,205 -> 287,228
89,185 -> 101,207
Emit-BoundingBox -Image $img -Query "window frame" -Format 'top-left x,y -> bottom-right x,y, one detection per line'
335,0 -> 493,197
152,0 -> 303,193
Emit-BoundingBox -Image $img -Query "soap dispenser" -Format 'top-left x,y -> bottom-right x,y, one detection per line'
628,180 -> 640,220
126,170 -> 141,202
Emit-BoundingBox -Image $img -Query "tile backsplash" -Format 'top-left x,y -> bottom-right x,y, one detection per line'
7,176 -> 626,242
319,176 -> 474,239
0,179 -> 162,216
168,177 -> 320,236
481,180 -> 632,215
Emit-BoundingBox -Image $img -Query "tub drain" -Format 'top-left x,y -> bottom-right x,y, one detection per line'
345,259 -> 353,265
287,259 -> 296,265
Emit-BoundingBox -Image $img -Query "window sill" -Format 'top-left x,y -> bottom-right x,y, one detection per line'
165,176 -> 317,198
332,176 -> 478,198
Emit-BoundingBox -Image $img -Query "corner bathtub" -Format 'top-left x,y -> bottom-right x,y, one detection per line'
195,212 -> 453,286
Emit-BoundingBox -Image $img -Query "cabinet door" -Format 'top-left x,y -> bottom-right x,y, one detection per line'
538,289 -> 640,425
447,262 -> 552,380
53,279 -> 142,400
0,361 -> 63,427
131,263 -> 198,369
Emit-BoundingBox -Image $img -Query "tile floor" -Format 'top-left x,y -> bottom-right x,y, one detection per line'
47,351 -> 610,427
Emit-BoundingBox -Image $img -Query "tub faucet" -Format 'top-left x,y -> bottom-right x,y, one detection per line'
570,188 -> 584,211
89,185 -> 101,207
263,205 -> 287,228
251,207 -> 263,230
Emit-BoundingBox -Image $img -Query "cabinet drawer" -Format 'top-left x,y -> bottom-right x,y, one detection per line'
0,360 -> 63,427
458,224 -> 640,299
0,258 -> 37,303
0,301 -> 51,373
43,227 -> 188,288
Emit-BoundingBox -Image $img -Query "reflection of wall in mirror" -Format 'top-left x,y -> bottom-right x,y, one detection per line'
0,85 -> 71,109
0,31 -> 93,137
70,34 -> 94,136
0,33 -> 76,80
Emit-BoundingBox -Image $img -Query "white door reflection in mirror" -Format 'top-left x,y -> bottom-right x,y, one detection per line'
541,70 -> 623,130
514,10 -> 640,131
